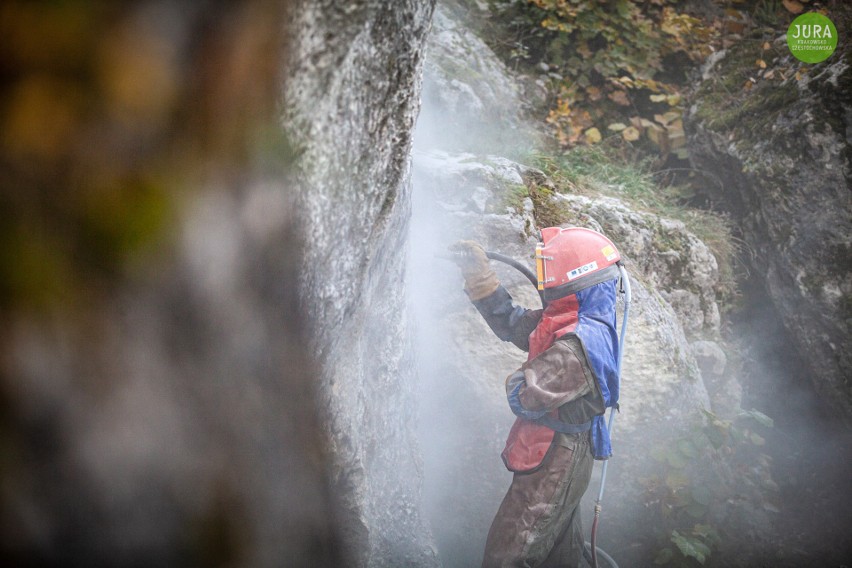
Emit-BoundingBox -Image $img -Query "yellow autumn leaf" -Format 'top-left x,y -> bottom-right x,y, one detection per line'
668,121 -> 686,150
654,111 -> 680,126
645,123 -> 665,146
608,90 -> 630,106
667,119 -> 684,134
782,0 -> 804,14
622,126 -> 640,142
586,86 -> 602,101
649,94 -> 667,103
584,127 -> 602,144
667,94 -> 681,106
607,123 -> 627,132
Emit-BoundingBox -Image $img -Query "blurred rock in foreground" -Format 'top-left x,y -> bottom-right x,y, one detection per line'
1,2 -> 341,566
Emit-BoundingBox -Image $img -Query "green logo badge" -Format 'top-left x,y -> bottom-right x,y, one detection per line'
787,12 -> 838,63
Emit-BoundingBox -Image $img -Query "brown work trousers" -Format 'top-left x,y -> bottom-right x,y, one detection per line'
482,431 -> 594,568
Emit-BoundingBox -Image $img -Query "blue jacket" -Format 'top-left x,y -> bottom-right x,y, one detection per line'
472,279 -> 620,460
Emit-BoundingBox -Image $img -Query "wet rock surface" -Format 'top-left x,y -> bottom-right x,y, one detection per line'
686,38 -> 852,424
685,22 -> 852,564
284,0 -> 439,565
417,2 -> 537,153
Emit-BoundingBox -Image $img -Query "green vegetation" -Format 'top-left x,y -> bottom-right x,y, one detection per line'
646,409 -> 777,567
478,0 -> 805,163
481,0 -> 714,157
691,35 -> 800,139
472,1 -> 804,314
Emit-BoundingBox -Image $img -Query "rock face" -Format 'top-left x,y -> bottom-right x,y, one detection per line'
284,0 -> 438,565
686,38 -> 852,424
0,3 -> 342,566
417,2 -> 537,153
3,188 -> 341,568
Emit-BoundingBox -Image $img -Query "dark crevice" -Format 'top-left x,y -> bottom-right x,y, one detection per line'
725,258 -> 852,566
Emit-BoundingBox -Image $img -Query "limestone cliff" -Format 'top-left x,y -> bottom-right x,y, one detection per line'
686,33 -> 852,424
283,0 -> 438,565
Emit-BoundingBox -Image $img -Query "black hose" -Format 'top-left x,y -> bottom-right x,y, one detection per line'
436,250 -> 546,308
484,251 -> 547,309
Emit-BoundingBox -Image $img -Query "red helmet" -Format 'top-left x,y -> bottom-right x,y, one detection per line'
535,227 -> 621,302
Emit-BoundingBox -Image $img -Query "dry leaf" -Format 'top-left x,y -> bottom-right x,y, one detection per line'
607,122 -> 627,132
645,123 -> 666,147
668,125 -> 686,150
783,0 -> 804,14
622,126 -> 641,141
756,59 -> 767,69
586,86 -> 602,101
762,42 -> 771,50
608,90 -> 630,106
649,93 -> 667,103
654,111 -> 680,126
726,21 -> 745,34
584,127 -> 602,144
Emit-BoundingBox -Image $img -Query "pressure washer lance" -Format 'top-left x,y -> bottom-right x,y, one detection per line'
439,249 -> 629,568
437,249 -> 547,309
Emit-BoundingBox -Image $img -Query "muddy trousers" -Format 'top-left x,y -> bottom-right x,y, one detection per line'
482,432 -> 594,568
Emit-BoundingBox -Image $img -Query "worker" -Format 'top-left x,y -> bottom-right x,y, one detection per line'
451,227 -> 621,568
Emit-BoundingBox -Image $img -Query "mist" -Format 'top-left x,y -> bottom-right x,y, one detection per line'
406,4 -> 543,565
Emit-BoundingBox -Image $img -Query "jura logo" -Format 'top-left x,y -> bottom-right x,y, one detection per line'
790,24 -> 832,39
787,12 -> 838,63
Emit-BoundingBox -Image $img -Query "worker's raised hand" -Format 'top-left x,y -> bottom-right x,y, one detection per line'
449,239 -> 488,269
448,240 -> 499,300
